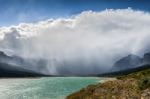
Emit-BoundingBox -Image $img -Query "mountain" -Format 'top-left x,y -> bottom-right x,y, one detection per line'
0,51 -> 48,77
0,51 -> 12,63
0,62 -> 46,77
111,52 -> 150,72
111,54 -> 142,71
143,52 -> 150,64
97,64 -> 150,77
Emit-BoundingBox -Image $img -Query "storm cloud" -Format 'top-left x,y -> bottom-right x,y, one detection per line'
0,9 -> 150,75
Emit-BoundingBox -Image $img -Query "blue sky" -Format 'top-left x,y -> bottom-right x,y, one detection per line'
0,0 -> 150,26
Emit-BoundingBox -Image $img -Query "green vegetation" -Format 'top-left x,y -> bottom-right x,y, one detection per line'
66,68 -> 150,99
138,77 -> 150,90
117,69 -> 150,80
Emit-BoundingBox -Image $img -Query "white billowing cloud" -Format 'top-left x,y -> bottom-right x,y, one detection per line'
0,9 -> 150,75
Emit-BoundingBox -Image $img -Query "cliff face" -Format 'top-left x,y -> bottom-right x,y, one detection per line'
66,66 -> 150,99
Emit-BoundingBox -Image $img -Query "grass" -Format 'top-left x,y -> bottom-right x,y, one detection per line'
117,69 -> 150,80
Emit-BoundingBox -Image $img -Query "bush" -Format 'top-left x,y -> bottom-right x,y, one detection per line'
138,77 -> 150,90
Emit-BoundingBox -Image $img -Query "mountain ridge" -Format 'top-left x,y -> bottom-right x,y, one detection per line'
0,51 -> 50,77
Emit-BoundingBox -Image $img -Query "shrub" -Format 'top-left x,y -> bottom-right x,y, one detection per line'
138,77 -> 150,90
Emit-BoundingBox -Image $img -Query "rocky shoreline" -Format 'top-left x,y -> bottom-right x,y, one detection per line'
66,68 -> 150,99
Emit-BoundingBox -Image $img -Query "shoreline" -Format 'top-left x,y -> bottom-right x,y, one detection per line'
98,77 -> 116,83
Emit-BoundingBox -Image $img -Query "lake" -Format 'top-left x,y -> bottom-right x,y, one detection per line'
0,77 -> 103,99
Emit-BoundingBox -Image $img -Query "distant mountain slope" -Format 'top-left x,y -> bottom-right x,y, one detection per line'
0,51 -> 49,77
143,52 -> 150,64
98,64 -> 150,77
0,62 -> 46,77
111,54 -> 142,71
111,52 -> 150,72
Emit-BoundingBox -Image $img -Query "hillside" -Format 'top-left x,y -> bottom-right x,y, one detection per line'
66,65 -> 150,99
0,51 -> 50,77
111,52 -> 150,72
97,64 -> 150,77
0,62 -> 48,77
111,54 -> 142,71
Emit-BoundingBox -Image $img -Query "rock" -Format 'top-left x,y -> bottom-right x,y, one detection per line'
66,78 -> 141,99
141,88 -> 150,99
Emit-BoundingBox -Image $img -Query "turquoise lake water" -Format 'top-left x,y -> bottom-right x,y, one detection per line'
0,77 -> 101,99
